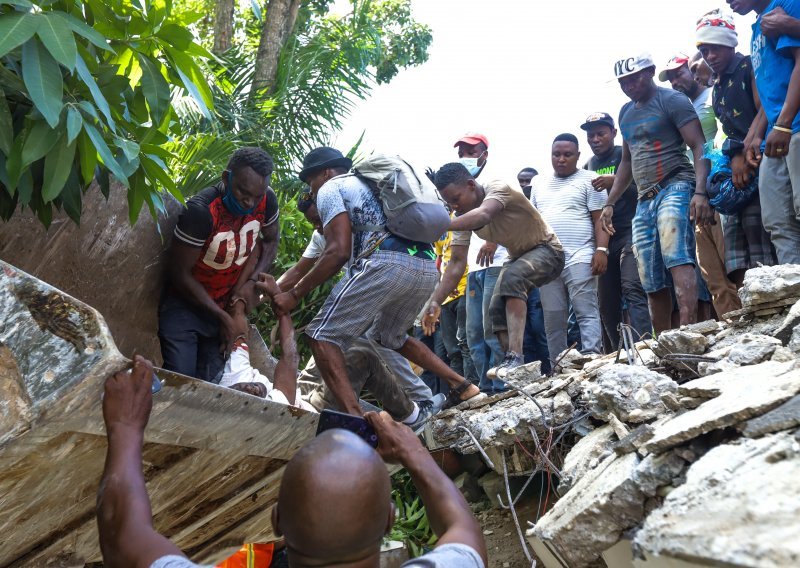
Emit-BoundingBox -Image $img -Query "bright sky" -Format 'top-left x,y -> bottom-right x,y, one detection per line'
331,1 -> 756,183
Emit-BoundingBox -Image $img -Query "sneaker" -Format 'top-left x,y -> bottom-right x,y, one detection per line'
407,399 -> 438,433
486,352 -> 513,380
429,393 -> 446,415
495,351 -> 524,379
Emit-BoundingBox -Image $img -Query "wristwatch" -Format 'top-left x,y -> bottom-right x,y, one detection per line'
596,247 -> 609,255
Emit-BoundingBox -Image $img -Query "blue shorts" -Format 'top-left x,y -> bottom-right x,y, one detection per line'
632,181 -> 696,294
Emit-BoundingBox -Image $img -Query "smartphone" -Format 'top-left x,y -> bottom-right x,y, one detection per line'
316,409 -> 378,448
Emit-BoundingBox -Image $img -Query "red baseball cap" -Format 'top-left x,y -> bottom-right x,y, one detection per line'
658,54 -> 690,82
454,132 -> 489,149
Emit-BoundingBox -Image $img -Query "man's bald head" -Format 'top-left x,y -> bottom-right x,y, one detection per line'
274,430 -> 393,565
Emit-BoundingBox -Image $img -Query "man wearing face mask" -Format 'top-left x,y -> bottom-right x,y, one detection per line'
158,147 -> 280,383
455,134 -> 512,392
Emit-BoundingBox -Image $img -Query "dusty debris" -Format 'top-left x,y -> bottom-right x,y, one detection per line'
738,264 -> 800,307
582,364 -> 677,423
634,432 -> 800,568
427,264 -> 800,568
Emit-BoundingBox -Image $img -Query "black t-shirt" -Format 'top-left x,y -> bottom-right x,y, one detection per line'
172,183 -> 279,306
584,146 -> 637,234
713,53 -> 758,145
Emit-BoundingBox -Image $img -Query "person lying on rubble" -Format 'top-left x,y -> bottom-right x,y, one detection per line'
220,274 -> 315,412
96,356 -> 488,568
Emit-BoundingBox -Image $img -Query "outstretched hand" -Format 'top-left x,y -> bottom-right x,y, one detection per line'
103,355 -> 154,435
365,411 -> 424,465
422,301 -> 441,336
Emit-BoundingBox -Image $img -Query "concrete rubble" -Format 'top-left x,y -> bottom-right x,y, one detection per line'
427,264 -> 800,568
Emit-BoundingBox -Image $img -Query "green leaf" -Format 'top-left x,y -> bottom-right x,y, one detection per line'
127,169 -> 146,224
96,166 -> 109,198
59,165 -> 82,224
83,122 -> 128,186
36,199 -> 52,228
66,105 -> 82,143
52,12 -> 112,52
76,129 -> 97,184
164,46 -> 212,119
115,136 -> 139,162
75,52 -> 115,131
141,152 -> 175,194
17,167 -> 32,205
137,54 -> 170,125
76,100 -> 99,121
0,89 -> 13,155
21,40 -> 63,128
2,0 -> 34,9
37,13 -> 77,71
157,23 -> 193,51
42,133 -> 76,202
21,119 -> 59,167
0,12 -> 40,59
249,0 -> 262,22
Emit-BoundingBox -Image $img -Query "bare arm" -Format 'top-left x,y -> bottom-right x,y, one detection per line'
679,119 -> 714,227
272,313 -> 299,404
598,141 -> 633,235
448,199 -> 504,232
97,357 -> 184,568
275,256 -> 317,292
269,213 -> 351,316
168,242 -> 237,346
421,244 -> 468,335
251,221 -> 280,276
591,210 -> 609,276
764,47 -> 800,158
366,412 -> 488,565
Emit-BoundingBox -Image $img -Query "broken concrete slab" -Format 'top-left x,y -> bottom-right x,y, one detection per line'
612,424 -> 656,456
635,432 -> 800,568
726,333 -> 781,366
742,395 -> 800,438
681,320 -> 722,336
559,425 -> 615,493
772,298 -> 800,345
533,452 -> 644,568
653,330 -> 708,358
583,365 -> 678,423
631,452 -> 687,496
739,264 -> 800,307
643,362 -> 800,454
678,360 -> 794,398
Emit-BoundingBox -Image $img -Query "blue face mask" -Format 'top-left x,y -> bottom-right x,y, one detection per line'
223,172 -> 257,216
458,151 -> 486,177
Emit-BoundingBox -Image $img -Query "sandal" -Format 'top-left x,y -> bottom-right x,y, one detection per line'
442,381 -> 485,410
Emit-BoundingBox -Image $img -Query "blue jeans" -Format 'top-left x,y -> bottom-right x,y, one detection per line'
158,294 -> 224,383
466,267 -> 505,391
523,288 -> 551,375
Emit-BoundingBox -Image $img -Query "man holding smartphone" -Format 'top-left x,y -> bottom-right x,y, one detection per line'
96,357 -> 488,568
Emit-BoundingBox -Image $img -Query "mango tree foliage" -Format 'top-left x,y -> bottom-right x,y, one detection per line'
0,0 -> 215,226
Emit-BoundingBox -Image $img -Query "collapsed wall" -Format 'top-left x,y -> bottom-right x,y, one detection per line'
427,264 -> 800,568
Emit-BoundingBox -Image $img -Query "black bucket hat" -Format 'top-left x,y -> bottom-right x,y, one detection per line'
299,147 -> 353,182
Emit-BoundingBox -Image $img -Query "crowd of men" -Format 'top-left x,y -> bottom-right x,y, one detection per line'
96,2 -> 800,567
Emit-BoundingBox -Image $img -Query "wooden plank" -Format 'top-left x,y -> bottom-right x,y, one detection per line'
0,262 -> 319,566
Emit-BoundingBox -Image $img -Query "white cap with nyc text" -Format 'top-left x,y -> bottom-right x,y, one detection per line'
613,53 -> 655,80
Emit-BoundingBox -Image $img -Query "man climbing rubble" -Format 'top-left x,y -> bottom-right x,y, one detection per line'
262,190 -> 445,430
426,163 -> 565,378
268,147 -> 481,414
96,356 -> 488,568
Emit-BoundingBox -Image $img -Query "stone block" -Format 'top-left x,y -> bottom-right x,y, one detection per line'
583,365 -> 677,423
725,333 -> 781,366
742,394 -> 800,438
644,362 -> 800,454
772,298 -> 800,344
559,425 -> 615,493
739,264 -> 800,307
533,453 -> 645,568
653,331 -> 708,357
635,433 -> 800,568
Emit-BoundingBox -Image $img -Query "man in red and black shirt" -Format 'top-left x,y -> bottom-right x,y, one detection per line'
159,147 -> 280,382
